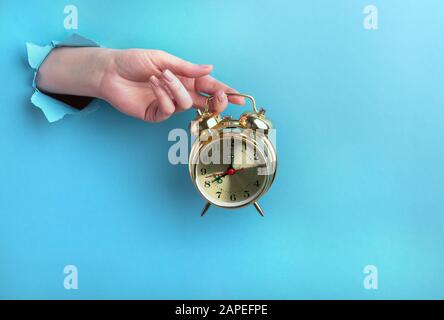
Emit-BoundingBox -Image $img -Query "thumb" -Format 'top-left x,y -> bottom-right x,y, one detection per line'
152,50 -> 213,78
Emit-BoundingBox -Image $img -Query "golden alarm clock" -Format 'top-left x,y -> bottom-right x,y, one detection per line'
189,93 -> 277,216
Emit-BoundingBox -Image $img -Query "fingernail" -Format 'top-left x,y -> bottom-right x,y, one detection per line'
199,64 -> 212,69
150,75 -> 160,87
162,69 -> 174,82
217,91 -> 226,103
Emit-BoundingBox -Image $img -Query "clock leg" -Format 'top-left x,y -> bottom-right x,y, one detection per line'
253,202 -> 265,217
200,202 -> 212,217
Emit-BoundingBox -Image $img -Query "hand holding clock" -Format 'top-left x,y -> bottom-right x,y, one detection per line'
37,47 -> 244,122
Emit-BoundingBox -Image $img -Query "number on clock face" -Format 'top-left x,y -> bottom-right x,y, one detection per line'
195,136 -> 268,207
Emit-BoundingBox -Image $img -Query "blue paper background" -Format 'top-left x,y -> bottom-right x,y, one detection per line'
0,0 -> 443,299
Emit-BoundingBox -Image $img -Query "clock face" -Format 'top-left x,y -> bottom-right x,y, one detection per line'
195,135 -> 269,207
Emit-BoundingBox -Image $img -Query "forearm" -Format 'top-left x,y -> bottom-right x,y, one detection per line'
36,47 -> 112,99
30,38 -> 241,122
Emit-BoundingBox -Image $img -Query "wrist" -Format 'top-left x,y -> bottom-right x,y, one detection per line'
37,47 -> 114,100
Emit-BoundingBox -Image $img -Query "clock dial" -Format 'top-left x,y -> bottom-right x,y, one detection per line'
195,135 -> 269,207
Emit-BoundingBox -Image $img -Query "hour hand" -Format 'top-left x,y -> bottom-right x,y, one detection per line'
205,172 -> 225,178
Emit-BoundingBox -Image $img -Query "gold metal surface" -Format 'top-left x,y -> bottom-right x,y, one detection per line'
254,202 -> 265,217
200,202 -> 212,217
197,93 -> 258,115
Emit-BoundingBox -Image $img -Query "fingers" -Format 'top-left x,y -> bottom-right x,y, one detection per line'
147,75 -> 175,122
161,69 -> 193,112
189,90 -> 230,113
211,91 -> 228,113
189,91 -> 208,109
145,70 -> 194,122
151,50 -> 213,78
195,75 -> 245,106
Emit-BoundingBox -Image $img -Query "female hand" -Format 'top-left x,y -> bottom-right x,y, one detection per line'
37,47 -> 244,122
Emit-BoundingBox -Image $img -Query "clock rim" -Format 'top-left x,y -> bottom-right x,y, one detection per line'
189,131 -> 277,209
